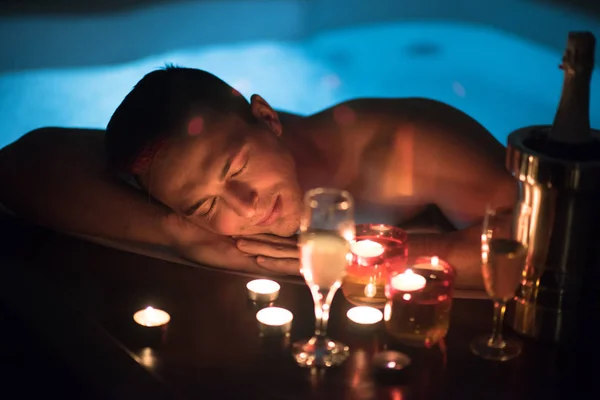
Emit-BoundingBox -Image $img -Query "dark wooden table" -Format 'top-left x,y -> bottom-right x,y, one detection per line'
0,216 -> 594,399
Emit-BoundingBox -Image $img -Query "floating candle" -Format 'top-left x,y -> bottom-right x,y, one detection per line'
247,279 -> 280,303
347,306 -> 383,325
390,269 -> 426,292
351,240 -> 385,258
133,306 -> 171,327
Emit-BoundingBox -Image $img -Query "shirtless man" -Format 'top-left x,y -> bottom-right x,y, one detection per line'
0,66 -> 515,289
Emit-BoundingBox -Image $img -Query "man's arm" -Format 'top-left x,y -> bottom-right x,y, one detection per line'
0,127 -> 171,245
0,127 -> 291,276
408,225 -> 485,289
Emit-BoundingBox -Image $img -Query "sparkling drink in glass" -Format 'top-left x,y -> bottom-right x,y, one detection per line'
470,204 -> 531,361
292,188 -> 356,368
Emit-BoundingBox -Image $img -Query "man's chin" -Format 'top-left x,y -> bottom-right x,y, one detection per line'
269,219 -> 300,237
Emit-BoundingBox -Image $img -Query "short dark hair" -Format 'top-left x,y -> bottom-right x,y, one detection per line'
105,65 -> 252,175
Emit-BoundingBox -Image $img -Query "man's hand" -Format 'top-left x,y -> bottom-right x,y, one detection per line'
234,234 -> 300,275
162,214 -> 299,276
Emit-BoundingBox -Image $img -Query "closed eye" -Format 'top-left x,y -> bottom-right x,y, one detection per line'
184,197 -> 215,217
196,197 -> 217,216
230,157 -> 249,178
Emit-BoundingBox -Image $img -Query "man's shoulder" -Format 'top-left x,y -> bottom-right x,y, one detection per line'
305,97 -> 425,135
307,97 -> 467,140
318,97 -> 456,113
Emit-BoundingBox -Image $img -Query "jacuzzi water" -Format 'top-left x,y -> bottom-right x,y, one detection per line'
0,22 -> 599,150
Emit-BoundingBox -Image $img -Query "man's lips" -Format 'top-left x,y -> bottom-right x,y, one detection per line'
256,196 -> 282,226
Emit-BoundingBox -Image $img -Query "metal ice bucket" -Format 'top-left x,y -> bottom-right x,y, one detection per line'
505,125 -> 600,343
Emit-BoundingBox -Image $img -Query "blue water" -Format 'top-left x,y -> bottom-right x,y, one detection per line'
1,22 -> 599,149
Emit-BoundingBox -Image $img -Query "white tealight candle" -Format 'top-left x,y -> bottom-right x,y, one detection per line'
247,279 -> 281,303
133,306 -> 171,327
256,307 -> 294,335
347,306 -> 383,325
256,307 -> 293,326
390,269 -> 427,292
351,240 -> 385,258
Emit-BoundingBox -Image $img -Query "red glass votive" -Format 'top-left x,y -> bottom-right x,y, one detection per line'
384,256 -> 456,348
341,224 -> 408,308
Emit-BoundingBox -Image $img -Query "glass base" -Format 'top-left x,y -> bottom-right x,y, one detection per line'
291,336 -> 350,368
470,335 -> 521,361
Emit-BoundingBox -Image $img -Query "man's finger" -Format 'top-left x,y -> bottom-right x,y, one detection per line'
256,256 -> 301,276
235,234 -> 298,246
236,239 -> 299,258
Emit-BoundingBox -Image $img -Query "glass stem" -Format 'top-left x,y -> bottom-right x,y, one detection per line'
312,286 -> 338,338
489,301 -> 507,347
314,302 -> 329,338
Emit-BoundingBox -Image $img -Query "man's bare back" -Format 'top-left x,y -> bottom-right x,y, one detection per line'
282,98 -> 514,229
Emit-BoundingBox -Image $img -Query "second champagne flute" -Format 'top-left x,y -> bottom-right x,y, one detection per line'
292,188 -> 356,368
470,204 -> 531,361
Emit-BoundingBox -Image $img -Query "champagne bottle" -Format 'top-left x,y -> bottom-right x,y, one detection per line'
542,32 -> 599,161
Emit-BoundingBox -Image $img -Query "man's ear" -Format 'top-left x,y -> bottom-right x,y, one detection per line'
250,94 -> 282,137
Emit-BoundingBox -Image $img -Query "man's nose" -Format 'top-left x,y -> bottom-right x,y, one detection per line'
221,182 -> 257,218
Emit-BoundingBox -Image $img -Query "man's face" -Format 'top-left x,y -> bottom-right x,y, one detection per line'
142,111 -> 303,237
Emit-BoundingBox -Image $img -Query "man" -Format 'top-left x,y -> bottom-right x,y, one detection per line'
0,66 -> 515,289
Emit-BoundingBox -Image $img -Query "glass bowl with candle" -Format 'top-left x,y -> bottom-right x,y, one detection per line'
342,224 -> 408,308
383,256 -> 455,348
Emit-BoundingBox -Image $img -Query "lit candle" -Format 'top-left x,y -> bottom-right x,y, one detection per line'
372,350 -> 412,372
411,255 -> 452,273
347,306 -> 383,325
351,239 -> 385,258
247,279 -> 281,303
133,306 -> 171,327
256,307 -> 294,335
390,269 -> 426,292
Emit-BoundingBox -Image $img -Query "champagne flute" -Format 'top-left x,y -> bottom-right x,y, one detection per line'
470,204 -> 531,361
292,188 -> 356,368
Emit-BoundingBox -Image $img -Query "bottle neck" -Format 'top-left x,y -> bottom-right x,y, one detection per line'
550,68 -> 592,144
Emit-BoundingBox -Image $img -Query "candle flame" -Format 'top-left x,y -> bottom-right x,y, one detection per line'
391,269 -> 426,292
431,256 -> 439,266
134,306 -> 170,327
